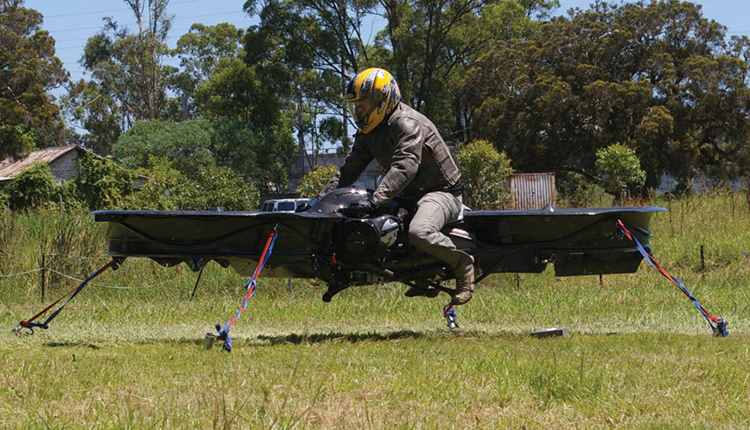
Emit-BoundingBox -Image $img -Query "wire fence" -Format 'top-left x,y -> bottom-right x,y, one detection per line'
0,268 -> 44,279
0,254 -> 164,298
45,268 -> 159,290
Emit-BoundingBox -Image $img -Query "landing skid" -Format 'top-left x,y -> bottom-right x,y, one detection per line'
322,281 -> 350,302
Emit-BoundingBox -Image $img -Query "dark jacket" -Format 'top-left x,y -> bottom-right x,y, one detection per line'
332,102 -> 461,205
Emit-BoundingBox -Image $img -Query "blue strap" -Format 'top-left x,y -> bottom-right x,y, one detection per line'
214,227 -> 279,352
617,220 -> 728,337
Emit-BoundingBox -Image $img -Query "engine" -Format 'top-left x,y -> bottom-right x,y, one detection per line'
307,187 -> 404,265
335,215 -> 402,265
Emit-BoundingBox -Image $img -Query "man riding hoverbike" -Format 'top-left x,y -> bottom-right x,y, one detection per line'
327,67 -> 476,305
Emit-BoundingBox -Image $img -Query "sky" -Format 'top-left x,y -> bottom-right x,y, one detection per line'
23,0 -> 750,88
26,0 -> 257,84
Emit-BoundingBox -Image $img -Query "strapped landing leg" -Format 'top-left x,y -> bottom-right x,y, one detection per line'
322,281 -> 351,302
13,258 -> 124,335
205,226 -> 279,352
189,265 -> 206,301
617,219 -> 728,337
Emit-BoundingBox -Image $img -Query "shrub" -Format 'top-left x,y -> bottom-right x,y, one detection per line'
457,139 -> 513,209
6,163 -> 59,210
124,157 -> 258,210
297,165 -> 338,198
595,144 -> 646,204
557,171 -> 611,208
75,151 -> 134,209
190,165 -> 259,210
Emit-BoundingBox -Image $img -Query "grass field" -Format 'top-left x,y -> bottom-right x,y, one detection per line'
1,192 -> 749,428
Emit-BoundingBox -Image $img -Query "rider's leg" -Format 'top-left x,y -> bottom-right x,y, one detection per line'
408,191 -> 475,305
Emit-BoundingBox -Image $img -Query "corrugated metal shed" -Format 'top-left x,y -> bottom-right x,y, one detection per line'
510,172 -> 556,209
0,145 -> 81,183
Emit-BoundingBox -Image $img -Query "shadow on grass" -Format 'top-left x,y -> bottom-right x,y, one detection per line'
36,328 -> 546,350
38,332 -> 429,350
45,341 -> 101,349
255,329 -> 425,345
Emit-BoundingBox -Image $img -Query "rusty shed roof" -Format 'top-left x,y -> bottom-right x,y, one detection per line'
0,145 -> 81,182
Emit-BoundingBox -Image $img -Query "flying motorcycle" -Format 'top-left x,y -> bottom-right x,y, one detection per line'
18,187 -> 730,347
93,187 -> 665,302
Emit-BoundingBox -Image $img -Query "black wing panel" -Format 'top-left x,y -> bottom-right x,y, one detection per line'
94,205 -> 665,279
94,210 -> 339,277
463,207 -> 665,276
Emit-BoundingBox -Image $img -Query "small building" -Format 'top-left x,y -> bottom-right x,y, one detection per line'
0,145 -> 85,184
509,172 -> 556,209
0,145 -> 148,192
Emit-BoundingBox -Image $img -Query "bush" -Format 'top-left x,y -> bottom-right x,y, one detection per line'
557,171 -> 611,208
190,165 -> 259,210
457,140 -> 513,209
124,157 -> 258,210
122,158 -> 184,210
57,181 -> 84,206
595,144 -> 646,204
297,165 -> 338,198
6,163 -> 59,210
114,118 -> 295,195
75,151 -> 134,209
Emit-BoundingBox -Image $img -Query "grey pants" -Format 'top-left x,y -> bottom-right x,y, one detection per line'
408,191 -> 471,271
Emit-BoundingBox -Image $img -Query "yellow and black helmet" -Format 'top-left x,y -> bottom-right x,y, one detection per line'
345,67 -> 401,134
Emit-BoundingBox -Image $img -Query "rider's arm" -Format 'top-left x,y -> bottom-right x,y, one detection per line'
321,138 -> 373,194
372,117 -> 423,205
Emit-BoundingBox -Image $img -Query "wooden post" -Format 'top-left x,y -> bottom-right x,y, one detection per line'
667,196 -> 673,237
599,274 -> 604,287
700,245 -> 705,271
40,252 -> 46,301
515,273 -> 520,289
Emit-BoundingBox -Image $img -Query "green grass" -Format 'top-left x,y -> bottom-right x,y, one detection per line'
1,192 -> 749,428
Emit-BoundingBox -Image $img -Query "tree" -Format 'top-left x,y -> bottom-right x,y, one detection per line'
297,164 -> 338,197
65,0 -> 175,154
466,1 -> 750,190
243,0 -> 370,167
457,139 -> 512,209
595,143 -> 645,204
377,0 -> 558,140
170,22 -> 245,119
0,0 -> 67,159
63,80 -> 123,154
193,56 -> 297,193
113,119 -> 217,176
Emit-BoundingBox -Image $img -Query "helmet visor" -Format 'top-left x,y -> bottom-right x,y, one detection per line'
348,98 -> 375,130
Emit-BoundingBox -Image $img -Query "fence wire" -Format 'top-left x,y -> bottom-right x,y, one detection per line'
46,268 -> 159,290
0,268 -> 44,279
0,266 -> 160,290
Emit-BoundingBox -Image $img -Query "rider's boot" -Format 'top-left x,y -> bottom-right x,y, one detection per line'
451,253 -> 475,305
